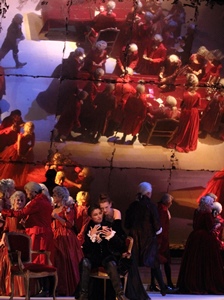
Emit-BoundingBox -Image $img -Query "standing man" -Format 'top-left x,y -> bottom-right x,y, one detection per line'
1,181 -> 53,263
0,14 -> 27,68
125,182 -> 168,296
1,181 -> 54,296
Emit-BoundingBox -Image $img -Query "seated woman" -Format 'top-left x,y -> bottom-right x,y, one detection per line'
158,54 -> 182,92
77,204 -> 127,300
147,95 -> 180,124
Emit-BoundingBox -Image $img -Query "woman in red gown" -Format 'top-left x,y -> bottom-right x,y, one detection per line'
0,191 -> 26,296
51,186 -> 83,296
177,194 -> 224,294
197,169 -> 224,218
0,121 -> 35,188
73,191 -> 90,246
167,73 -> 201,152
200,78 -> 224,138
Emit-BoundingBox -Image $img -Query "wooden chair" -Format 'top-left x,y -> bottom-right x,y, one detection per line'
90,236 -> 133,300
144,118 -> 179,146
5,232 -> 58,300
95,27 -> 120,57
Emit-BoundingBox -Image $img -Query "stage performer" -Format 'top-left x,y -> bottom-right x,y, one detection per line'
137,33 -> 167,75
1,181 -> 54,296
0,121 -> 35,187
0,178 -> 16,211
0,191 -> 26,297
119,83 -> 147,144
105,71 -> 136,138
196,169 -> 224,218
74,191 -> 91,246
113,43 -> 139,77
125,182 -> 168,296
99,193 -> 151,300
77,204 -> 127,300
185,46 -> 208,81
176,194 -> 224,294
92,1 -> 117,32
51,186 -> 83,296
147,95 -> 180,124
158,54 -> 182,92
80,68 -> 105,138
167,73 -> 201,152
82,40 -> 108,74
0,14 -> 27,68
53,90 -> 88,142
200,78 -> 224,138
89,83 -> 116,143
150,194 -> 175,292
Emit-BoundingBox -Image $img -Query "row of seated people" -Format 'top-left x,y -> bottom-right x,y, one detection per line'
83,0 -> 187,59
53,63 -> 224,152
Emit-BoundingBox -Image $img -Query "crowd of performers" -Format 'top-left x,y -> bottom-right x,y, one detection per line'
1,174 -> 224,299
0,0 -> 224,153
47,0 -> 224,151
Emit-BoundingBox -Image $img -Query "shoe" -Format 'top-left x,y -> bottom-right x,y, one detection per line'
116,292 -> 128,300
149,284 -> 160,292
16,62 -> 27,68
35,289 -> 49,297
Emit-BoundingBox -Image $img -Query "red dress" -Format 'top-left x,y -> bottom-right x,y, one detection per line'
196,169 -> 224,217
109,76 -> 136,129
74,204 -> 90,245
0,216 -> 25,296
137,40 -> 167,75
177,210 -> 224,294
52,206 -> 83,296
167,90 -> 201,152
200,92 -> 224,134
121,93 -> 147,136
0,132 -> 35,187
157,203 -> 171,264
4,193 -> 54,264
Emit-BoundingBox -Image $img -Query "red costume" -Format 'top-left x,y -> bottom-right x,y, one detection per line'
186,53 -> 207,81
91,88 -> 116,136
80,79 -> 104,132
177,210 -> 224,294
107,76 -> 136,134
200,92 -> 224,134
0,132 -> 35,187
196,169 -> 224,218
73,204 -> 90,245
2,193 -> 53,264
0,216 -> 25,296
167,90 -> 201,152
137,40 -> 167,75
93,11 -> 116,32
82,48 -> 107,74
121,92 -> 147,136
51,206 -> 83,295
113,47 -> 139,77
157,202 -> 171,264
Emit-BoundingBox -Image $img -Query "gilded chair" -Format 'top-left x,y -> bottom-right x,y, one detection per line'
5,232 -> 58,300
